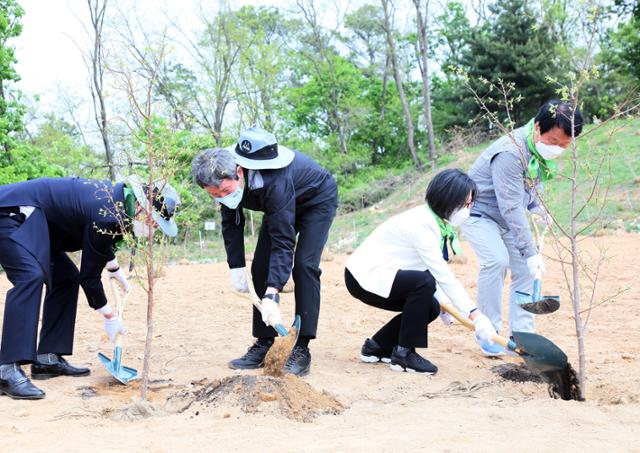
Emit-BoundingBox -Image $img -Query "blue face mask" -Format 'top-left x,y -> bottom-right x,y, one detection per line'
215,184 -> 244,209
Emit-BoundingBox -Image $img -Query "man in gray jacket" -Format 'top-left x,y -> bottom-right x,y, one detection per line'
461,100 -> 583,356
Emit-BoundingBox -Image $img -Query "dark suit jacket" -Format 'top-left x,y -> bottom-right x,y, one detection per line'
220,150 -> 337,290
0,177 -> 127,309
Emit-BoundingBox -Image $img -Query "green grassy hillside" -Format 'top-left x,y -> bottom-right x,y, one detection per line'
327,116 -> 640,253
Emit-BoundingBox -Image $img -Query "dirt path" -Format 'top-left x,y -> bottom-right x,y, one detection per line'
1,234 -> 639,452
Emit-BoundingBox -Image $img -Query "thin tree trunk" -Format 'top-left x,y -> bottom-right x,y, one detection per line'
141,85 -> 156,401
88,0 -> 115,181
570,139 -> 586,400
373,53 -> 390,163
141,243 -> 154,400
214,98 -> 225,146
413,0 -> 436,163
381,0 -> 422,171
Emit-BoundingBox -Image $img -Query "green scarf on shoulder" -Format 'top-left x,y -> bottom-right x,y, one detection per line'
113,185 -> 137,250
123,185 -> 136,218
425,204 -> 461,260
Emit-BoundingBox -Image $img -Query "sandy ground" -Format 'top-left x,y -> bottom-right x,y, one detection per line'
1,233 -> 639,452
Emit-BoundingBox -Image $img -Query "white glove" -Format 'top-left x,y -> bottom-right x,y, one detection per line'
526,253 -> 546,278
104,316 -> 126,342
108,268 -> 131,293
439,310 -> 454,327
260,295 -> 282,327
473,314 -> 496,345
106,259 -> 131,293
230,267 -> 249,293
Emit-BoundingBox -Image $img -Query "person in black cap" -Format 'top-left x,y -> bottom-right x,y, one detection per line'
0,176 -> 179,399
191,126 -> 338,376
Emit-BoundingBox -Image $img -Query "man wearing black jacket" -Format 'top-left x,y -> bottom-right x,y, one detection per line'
192,127 -> 338,376
0,176 -> 179,399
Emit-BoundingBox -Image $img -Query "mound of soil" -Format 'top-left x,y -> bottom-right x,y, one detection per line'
108,398 -> 163,422
165,375 -> 345,422
491,363 -> 546,384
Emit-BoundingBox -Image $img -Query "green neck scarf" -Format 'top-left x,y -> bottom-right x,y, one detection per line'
525,119 -> 557,182
425,204 -> 461,260
113,185 -> 137,250
123,185 -> 136,219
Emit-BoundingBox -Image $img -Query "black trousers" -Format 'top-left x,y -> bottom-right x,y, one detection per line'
251,200 -> 337,339
344,268 -> 440,349
0,213 -> 81,364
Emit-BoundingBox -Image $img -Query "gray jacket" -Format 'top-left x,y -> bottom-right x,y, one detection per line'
468,126 -> 540,258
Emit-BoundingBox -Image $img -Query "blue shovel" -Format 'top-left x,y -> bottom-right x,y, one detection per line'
516,224 -> 560,315
97,279 -> 139,384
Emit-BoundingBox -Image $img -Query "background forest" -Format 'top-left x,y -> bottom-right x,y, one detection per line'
1,0 -> 638,251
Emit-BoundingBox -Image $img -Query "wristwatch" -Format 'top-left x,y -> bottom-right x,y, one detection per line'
262,293 -> 280,304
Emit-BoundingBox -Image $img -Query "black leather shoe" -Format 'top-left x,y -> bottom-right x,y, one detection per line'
284,345 -> 311,377
360,338 -> 392,363
228,340 -> 273,370
31,354 -> 90,380
389,346 -> 438,374
0,363 -> 45,400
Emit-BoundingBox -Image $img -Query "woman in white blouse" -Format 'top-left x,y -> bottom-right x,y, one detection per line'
344,169 -> 496,374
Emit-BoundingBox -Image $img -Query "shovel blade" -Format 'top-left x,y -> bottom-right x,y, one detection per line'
98,347 -> 139,385
516,290 -> 560,315
291,314 -> 301,332
511,331 -> 567,373
273,314 -> 302,337
516,290 -> 533,305
520,296 -> 560,314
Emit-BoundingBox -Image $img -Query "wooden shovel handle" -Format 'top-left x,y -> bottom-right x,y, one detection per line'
530,219 -> 548,254
108,278 -> 129,348
108,278 -> 130,318
244,270 -> 268,314
439,301 -> 513,350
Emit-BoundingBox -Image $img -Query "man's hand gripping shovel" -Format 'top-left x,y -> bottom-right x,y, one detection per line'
237,270 -> 301,338
97,280 -> 139,384
516,221 -> 561,314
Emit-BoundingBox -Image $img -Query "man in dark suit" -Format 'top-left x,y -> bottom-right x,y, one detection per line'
192,127 -> 338,376
0,176 -> 179,399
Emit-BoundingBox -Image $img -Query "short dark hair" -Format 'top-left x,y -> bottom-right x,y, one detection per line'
425,168 -> 477,220
535,99 -> 583,137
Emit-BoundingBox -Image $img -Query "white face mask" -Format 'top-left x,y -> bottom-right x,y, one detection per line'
215,184 -> 244,209
448,207 -> 470,227
133,219 -> 153,238
535,142 -> 566,160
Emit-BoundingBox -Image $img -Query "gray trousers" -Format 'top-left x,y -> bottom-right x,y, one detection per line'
461,216 -> 535,334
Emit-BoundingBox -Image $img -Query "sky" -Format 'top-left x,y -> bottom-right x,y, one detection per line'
15,1 -> 87,104
12,0 -> 416,135
15,0 -> 202,111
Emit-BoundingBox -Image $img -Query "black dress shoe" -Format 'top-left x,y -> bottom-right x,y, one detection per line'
0,363 -> 45,400
284,345 -> 311,377
228,339 -> 273,370
389,346 -> 438,374
31,354 -> 90,380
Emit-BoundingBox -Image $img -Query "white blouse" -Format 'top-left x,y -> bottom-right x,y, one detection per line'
345,205 -> 476,315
